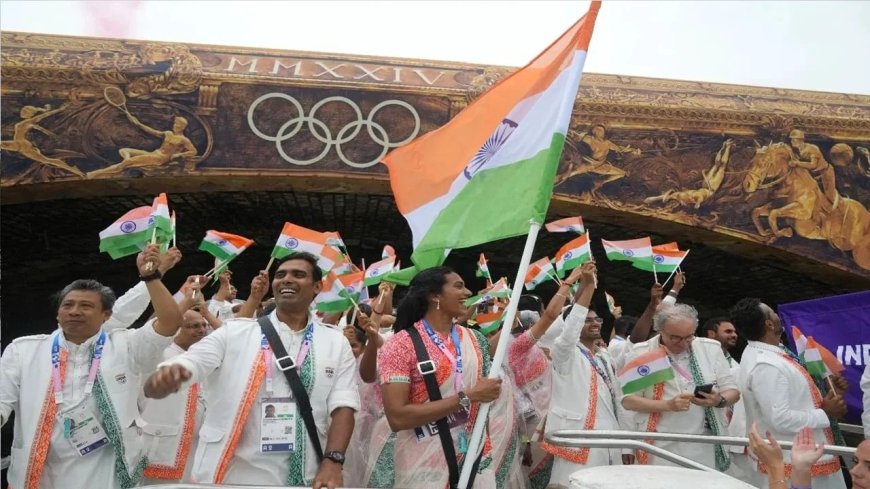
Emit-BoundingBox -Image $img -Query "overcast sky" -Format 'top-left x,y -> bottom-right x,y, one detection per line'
2,0 -> 869,95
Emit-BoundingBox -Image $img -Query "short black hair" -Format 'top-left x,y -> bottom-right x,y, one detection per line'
518,294 -> 543,313
345,303 -> 373,327
613,315 -> 638,336
701,316 -> 731,337
55,279 -> 116,311
730,298 -> 767,342
278,252 -> 323,282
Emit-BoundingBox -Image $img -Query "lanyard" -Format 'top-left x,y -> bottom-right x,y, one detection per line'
667,351 -> 694,383
580,347 -> 617,398
262,321 -> 314,395
421,320 -> 464,394
51,330 -> 106,405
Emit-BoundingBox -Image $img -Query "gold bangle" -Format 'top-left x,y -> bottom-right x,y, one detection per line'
554,292 -> 568,299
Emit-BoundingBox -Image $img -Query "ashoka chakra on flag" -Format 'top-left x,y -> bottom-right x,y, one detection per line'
637,365 -> 650,376
623,249 -> 635,257
463,118 -> 519,180
120,221 -> 137,233
654,254 -> 665,264
285,238 -> 299,249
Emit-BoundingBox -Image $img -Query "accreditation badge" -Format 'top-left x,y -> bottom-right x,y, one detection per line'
62,403 -> 110,456
259,397 -> 297,452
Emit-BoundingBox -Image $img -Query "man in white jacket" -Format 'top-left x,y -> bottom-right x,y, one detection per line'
731,297 -> 847,489
0,244 -> 183,489
144,252 -> 359,488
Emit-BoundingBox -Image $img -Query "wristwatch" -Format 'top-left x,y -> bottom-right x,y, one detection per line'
715,395 -> 728,409
458,391 -> 472,413
139,270 -> 163,282
324,450 -> 345,465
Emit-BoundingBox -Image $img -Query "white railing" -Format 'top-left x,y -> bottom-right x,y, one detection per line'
547,429 -> 857,459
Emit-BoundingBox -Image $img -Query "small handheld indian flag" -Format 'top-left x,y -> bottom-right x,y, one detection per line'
382,245 -> 396,260
475,253 -> 492,281
199,230 -> 254,262
633,247 -> 688,274
99,205 -> 152,259
465,278 -> 512,307
476,310 -> 505,335
524,257 -> 557,290
602,237 -> 653,264
271,222 -> 328,260
793,326 -> 844,377
364,256 -> 396,286
316,271 -> 364,313
554,234 -> 592,278
618,348 -> 675,395
546,216 -> 585,234
149,193 -> 173,243
325,231 -> 346,253
605,291 -> 618,315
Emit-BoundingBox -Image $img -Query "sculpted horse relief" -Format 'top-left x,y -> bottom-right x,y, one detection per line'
743,142 -> 870,269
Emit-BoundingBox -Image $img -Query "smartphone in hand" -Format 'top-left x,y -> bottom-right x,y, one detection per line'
694,383 -> 715,399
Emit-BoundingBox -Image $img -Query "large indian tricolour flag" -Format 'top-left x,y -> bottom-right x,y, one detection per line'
383,2 -> 601,268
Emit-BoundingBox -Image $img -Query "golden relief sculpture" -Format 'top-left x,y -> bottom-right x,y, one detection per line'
644,139 -> 734,209
743,139 -> 870,267
0,104 -> 84,183
556,123 -> 641,192
87,88 -> 198,178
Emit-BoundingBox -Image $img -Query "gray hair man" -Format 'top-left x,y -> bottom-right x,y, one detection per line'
621,302 -> 740,471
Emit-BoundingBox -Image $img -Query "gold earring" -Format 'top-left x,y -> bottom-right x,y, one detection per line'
436,299 -> 440,310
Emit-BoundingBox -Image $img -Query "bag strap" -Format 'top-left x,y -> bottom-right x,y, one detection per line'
407,325 -> 460,489
257,315 -> 324,462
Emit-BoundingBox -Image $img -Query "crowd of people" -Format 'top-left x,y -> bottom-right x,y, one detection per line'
1,244 -> 868,489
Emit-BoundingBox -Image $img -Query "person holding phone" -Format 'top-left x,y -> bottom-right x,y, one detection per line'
621,303 -> 740,472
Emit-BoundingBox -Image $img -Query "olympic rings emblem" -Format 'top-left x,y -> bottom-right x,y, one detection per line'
247,93 -> 421,168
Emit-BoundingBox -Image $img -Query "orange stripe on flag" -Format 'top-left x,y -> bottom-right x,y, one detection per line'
382,2 -> 601,214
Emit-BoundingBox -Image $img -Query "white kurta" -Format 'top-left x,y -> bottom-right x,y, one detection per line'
546,306 -> 624,485
161,312 -> 360,485
862,362 -> 870,439
0,322 -> 172,489
622,336 -> 736,470
140,342 -> 205,483
737,341 -> 846,489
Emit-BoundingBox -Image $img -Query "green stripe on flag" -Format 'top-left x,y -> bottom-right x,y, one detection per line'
412,134 -> 565,268
199,240 -> 235,261
621,368 -> 675,395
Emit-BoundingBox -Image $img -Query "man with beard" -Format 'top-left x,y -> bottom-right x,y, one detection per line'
730,298 -> 847,489
702,317 -> 739,367
541,262 -> 626,485
143,253 -> 359,489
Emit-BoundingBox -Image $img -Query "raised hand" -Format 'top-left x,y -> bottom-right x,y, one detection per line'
157,247 -> 183,275
790,426 -> 824,472
144,364 -> 191,399
136,244 -> 161,276
748,422 -> 784,469
249,270 -> 270,302
672,270 -> 686,292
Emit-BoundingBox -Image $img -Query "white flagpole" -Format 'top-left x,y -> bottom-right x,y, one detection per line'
458,220 -> 541,488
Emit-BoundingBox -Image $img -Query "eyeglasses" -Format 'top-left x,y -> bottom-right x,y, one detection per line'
663,332 -> 695,344
585,317 -> 604,324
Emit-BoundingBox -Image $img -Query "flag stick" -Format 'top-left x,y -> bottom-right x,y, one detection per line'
587,229 -> 597,289
145,226 -> 159,271
191,276 -> 199,300
264,256 -> 275,273
172,218 -> 177,249
826,375 -> 837,394
661,250 -> 691,288
459,221 -> 542,488
545,268 -> 563,286
653,261 -> 659,285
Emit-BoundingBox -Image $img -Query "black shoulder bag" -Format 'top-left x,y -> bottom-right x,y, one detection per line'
406,326 -> 482,489
257,315 -> 323,462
